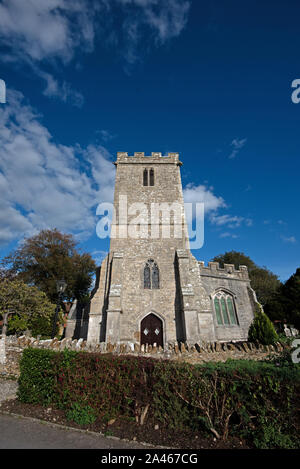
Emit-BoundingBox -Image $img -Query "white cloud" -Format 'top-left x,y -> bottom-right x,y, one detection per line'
183,183 -> 226,212
0,0 -> 99,104
97,129 -> 116,143
281,236 -> 297,244
38,69 -> 84,107
0,0 -> 97,64
117,0 -> 190,41
0,0 -> 191,99
0,89 -> 115,246
117,0 -> 190,70
92,250 -> 108,265
183,183 -> 253,233
219,232 -> 239,239
228,137 -> 247,159
209,214 -> 252,229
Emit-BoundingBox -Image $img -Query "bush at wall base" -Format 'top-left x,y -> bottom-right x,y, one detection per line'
17,348 -> 300,449
248,306 -> 279,345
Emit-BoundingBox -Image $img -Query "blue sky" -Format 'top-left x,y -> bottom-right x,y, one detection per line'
0,0 -> 299,281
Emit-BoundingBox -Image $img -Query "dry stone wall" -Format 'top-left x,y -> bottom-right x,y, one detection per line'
0,334 -> 289,377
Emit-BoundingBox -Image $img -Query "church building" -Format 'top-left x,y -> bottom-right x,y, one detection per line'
77,152 -> 256,346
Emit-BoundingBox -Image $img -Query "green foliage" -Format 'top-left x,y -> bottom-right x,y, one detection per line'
263,293 -> 287,324
17,348 -> 57,405
264,268 -> 300,330
212,251 -> 257,272
266,341 -> 300,368
212,251 -> 282,306
249,267 -> 281,306
213,254 -> 300,328
248,307 -> 279,345
18,348 -> 300,448
66,402 -> 97,426
1,228 -> 96,303
253,418 -> 297,449
0,278 -> 59,336
280,268 -> 300,329
18,348 -> 77,405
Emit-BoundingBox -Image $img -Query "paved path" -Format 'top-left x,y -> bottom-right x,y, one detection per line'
0,413 -> 157,449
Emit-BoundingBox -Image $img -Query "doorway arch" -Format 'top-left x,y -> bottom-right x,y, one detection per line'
140,313 -> 163,347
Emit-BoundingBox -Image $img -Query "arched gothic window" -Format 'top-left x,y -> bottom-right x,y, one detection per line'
213,291 -> 238,326
144,259 -> 159,289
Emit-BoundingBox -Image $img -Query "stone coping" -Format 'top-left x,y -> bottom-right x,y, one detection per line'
2,334 -> 286,357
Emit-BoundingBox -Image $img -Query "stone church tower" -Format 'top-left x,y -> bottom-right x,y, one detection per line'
85,152 -> 256,346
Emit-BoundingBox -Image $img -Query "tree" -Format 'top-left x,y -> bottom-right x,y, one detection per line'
281,268 -> 300,329
249,267 -> 281,306
276,268 -> 300,329
212,251 -> 257,272
0,279 -> 59,337
1,229 -> 96,303
263,292 -> 287,325
0,267 -> 15,281
211,251 -> 281,305
263,268 -> 300,330
248,305 -> 279,345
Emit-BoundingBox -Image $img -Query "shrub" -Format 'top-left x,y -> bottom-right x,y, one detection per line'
18,348 -> 300,448
66,402 -> 97,426
17,348 -> 57,405
248,305 -> 279,345
0,279 -> 60,337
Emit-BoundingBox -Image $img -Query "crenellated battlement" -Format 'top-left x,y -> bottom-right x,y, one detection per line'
116,152 -> 182,165
198,261 -> 249,280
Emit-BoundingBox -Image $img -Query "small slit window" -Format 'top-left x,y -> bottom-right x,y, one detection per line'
143,169 -> 148,186
149,168 -> 154,186
213,291 -> 238,326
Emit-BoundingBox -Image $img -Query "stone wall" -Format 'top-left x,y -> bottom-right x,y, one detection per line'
86,151 -> 256,346
198,261 -> 256,343
89,151 -> 189,346
0,334 -> 289,377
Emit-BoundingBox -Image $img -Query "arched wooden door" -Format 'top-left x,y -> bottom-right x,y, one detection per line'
141,313 -> 163,347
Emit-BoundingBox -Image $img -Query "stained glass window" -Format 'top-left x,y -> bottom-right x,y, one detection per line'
227,297 -> 237,324
213,291 -> 238,326
221,297 -> 230,324
214,297 -> 223,325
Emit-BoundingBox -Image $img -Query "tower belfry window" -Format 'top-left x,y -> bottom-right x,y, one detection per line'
149,168 -> 154,186
143,169 -> 148,186
143,168 -> 154,186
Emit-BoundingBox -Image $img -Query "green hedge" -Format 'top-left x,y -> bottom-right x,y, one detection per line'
18,348 -> 300,448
